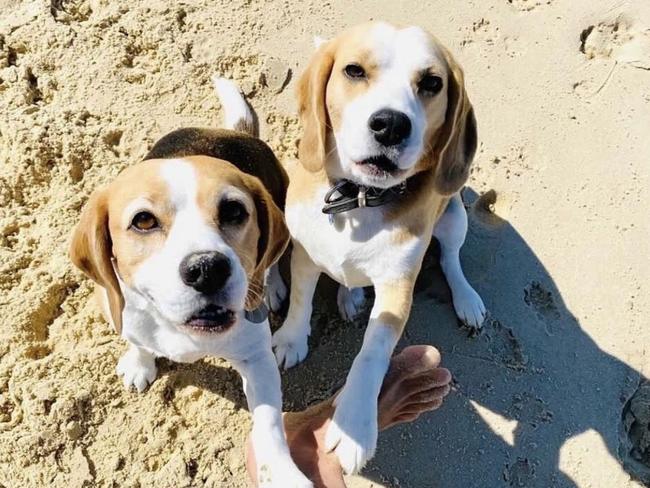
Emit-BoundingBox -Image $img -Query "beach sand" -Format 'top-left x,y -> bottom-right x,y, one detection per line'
0,0 -> 649,486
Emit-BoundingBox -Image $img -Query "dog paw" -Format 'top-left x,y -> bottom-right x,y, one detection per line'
256,458 -> 313,488
272,323 -> 309,369
265,266 -> 287,312
116,348 -> 157,392
325,412 -> 377,475
325,389 -> 378,474
337,286 -> 365,321
453,285 -> 486,329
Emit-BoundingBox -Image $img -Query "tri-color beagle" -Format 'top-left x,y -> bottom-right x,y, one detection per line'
268,22 -> 486,474
70,79 -> 312,487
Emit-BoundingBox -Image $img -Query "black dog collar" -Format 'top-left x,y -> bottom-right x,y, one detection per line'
322,179 -> 408,215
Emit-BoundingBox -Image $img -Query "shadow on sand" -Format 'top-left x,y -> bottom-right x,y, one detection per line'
278,187 -> 650,488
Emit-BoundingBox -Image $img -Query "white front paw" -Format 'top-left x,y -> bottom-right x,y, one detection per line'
325,387 -> 378,474
265,267 -> 288,312
453,285 -> 486,329
337,286 -> 365,321
116,347 -> 157,392
256,457 -> 312,488
272,322 -> 309,369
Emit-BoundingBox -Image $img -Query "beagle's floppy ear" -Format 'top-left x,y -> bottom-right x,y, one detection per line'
432,47 -> 478,195
296,41 -> 335,172
69,188 -> 124,333
244,176 -> 290,310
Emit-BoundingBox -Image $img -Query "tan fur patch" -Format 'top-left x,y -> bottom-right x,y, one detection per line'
374,279 -> 417,333
105,159 -> 170,287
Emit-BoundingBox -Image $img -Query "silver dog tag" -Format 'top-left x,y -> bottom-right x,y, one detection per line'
245,303 -> 269,324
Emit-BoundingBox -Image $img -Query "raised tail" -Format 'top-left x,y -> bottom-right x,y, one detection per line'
212,76 -> 256,137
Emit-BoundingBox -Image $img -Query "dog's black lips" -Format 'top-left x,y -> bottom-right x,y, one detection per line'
184,304 -> 235,333
357,155 -> 399,174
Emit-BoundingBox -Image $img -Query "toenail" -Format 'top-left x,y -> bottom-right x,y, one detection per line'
420,347 -> 442,366
436,368 -> 452,385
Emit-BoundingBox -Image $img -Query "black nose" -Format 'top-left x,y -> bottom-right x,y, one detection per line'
179,251 -> 231,294
368,109 -> 411,146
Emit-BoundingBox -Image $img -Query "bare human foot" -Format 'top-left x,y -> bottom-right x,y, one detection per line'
246,345 -> 452,487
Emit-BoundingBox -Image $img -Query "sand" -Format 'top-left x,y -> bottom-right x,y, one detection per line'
0,0 -> 649,487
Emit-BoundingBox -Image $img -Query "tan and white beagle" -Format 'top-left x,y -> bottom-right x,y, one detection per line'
268,22 -> 486,474
70,79 -> 312,487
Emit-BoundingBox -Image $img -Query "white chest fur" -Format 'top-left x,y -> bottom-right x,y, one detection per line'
285,187 -> 430,288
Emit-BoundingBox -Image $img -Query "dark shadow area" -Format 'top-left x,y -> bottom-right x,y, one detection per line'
277,187 -> 650,487
156,357 -> 247,411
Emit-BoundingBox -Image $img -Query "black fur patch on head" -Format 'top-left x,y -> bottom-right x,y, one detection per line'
144,128 -> 288,209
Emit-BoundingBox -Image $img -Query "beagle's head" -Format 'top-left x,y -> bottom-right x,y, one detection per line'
70,156 -> 288,335
298,21 -> 477,194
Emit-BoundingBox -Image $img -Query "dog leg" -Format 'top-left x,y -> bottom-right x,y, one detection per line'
325,279 -> 414,474
232,346 -> 312,488
265,263 -> 287,312
116,344 -> 157,392
272,243 -> 320,369
337,285 -> 365,321
433,193 -> 486,328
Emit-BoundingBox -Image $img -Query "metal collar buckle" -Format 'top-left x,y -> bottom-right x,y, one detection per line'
357,186 -> 368,208
322,179 -> 410,215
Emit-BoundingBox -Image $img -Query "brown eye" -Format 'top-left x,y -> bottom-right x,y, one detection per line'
344,63 -> 366,79
418,74 -> 443,96
219,199 -> 248,226
131,211 -> 159,232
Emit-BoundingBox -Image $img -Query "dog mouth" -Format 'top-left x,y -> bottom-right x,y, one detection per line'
355,155 -> 403,178
182,304 -> 236,334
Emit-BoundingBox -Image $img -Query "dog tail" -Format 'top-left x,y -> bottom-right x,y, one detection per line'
212,76 -> 256,137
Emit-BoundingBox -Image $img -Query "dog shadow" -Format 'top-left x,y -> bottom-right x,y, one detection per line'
279,187 -> 649,487
155,357 -> 247,411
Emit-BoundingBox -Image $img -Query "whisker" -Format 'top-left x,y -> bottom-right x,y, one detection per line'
324,145 -> 338,160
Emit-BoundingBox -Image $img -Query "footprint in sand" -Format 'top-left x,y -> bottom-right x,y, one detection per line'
510,392 -> 554,426
482,317 -> 529,371
460,18 -> 520,58
573,14 -> 650,98
503,457 -> 538,487
621,379 -> 650,484
580,16 -> 650,69
524,281 -> 560,321
575,15 -> 650,97
461,18 -> 497,48
523,281 -> 561,336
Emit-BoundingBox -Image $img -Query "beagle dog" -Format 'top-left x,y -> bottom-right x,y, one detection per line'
268,22 -> 486,473
70,79 -> 312,487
